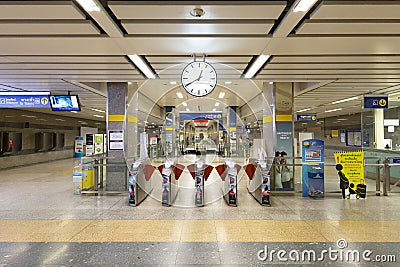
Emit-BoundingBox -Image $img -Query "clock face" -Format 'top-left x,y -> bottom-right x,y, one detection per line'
181,61 -> 217,97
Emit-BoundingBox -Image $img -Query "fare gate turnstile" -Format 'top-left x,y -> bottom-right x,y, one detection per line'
128,159 -> 155,207
187,159 -> 214,207
245,159 -> 271,207
158,160 -> 184,206
216,159 -> 241,206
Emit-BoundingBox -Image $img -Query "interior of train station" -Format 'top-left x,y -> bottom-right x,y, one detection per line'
0,0 -> 399,265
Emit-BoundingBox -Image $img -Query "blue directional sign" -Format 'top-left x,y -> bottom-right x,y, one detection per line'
0,92 -> 50,108
364,95 -> 388,109
297,114 -> 317,122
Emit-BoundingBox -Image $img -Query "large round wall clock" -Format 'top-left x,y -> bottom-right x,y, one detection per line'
181,61 -> 217,97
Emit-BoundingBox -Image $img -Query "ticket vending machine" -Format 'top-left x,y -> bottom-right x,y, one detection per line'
245,159 -> 271,207
128,159 -> 155,207
215,159 -> 241,206
158,160 -> 184,206
187,159 -> 214,207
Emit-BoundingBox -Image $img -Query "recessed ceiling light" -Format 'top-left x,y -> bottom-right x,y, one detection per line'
244,55 -> 270,79
76,0 -> 100,12
186,108 -> 190,112
215,102 -> 220,107
128,82 -> 132,85
325,108 -> 342,113
331,96 -> 359,104
182,102 -> 187,107
293,0 -> 318,13
176,92 -> 184,99
170,81 -> 177,85
127,54 -> 156,79
212,108 -> 216,111
297,108 -> 311,113
218,92 -> 225,99
70,111 -> 78,113
90,108 -> 105,113
269,82 -> 273,85
225,81 -> 232,85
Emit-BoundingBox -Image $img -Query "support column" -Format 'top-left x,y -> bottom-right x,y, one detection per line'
228,106 -> 237,156
374,109 -> 384,149
106,82 -> 127,191
274,82 -> 294,190
164,106 -> 175,157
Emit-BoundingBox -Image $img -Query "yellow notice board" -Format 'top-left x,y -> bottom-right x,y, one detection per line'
334,150 -> 365,190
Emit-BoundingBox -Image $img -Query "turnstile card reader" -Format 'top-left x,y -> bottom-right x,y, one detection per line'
187,160 -> 213,207
216,159 -> 241,206
128,160 -> 155,207
158,160 -> 184,206
245,160 -> 271,207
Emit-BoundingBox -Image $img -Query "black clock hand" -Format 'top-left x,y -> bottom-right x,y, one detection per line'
185,70 -> 204,87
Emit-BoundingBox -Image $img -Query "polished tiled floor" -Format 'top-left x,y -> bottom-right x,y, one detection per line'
0,158 -> 399,266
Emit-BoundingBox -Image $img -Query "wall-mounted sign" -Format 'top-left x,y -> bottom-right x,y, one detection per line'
297,114 -> 317,122
108,130 -> 124,151
0,92 -> 50,108
364,95 -> 388,109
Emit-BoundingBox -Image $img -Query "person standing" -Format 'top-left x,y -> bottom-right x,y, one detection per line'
280,151 -> 291,188
244,137 -> 252,159
274,151 -> 283,188
8,138 -> 13,152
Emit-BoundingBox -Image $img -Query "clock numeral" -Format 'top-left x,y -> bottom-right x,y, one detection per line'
210,84 -> 213,87
183,77 -> 188,79
198,90 -> 200,95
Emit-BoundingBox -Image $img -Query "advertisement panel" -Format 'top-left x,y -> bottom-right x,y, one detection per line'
302,139 -> 324,198
334,150 -> 366,199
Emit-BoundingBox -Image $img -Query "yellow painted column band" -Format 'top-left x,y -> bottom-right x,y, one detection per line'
128,115 -> 138,123
263,116 -> 273,123
229,127 -> 236,131
276,114 -> 292,122
108,114 -> 125,122
165,127 -> 174,131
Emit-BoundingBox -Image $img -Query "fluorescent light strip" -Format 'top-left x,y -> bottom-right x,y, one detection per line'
93,114 -> 104,118
297,108 -> 311,113
325,108 -> 342,113
128,54 -> 156,79
218,92 -> 225,99
90,108 -> 105,113
244,55 -> 270,79
76,0 -> 100,12
293,0 -> 318,12
176,92 -> 184,99
331,96 -> 359,104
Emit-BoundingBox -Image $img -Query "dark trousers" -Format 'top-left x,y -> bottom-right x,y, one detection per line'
341,188 -> 346,199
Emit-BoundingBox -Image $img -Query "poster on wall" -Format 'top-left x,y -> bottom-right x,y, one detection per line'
108,130 -> 124,151
334,151 -> 366,199
94,134 -> 104,154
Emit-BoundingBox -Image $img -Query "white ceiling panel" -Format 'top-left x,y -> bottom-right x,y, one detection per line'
122,21 -> 273,35
297,21 -> 400,35
0,63 -> 134,70
312,2 -> 400,19
0,21 -> 100,35
0,1 -> 84,19
109,2 -> 286,19
2,56 -> 129,63
266,63 -> 400,69
271,56 -> 400,63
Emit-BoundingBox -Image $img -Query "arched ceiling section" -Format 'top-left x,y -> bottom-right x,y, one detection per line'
0,1 -> 399,120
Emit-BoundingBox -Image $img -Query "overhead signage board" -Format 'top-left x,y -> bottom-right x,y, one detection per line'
297,114 -> 317,122
364,95 -> 388,109
0,92 -> 50,108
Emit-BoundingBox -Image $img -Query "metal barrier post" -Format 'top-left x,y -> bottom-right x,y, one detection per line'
94,158 -> 99,191
376,159 -> 381,196
383,158 -> 390,196
99,158 -> 104,189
